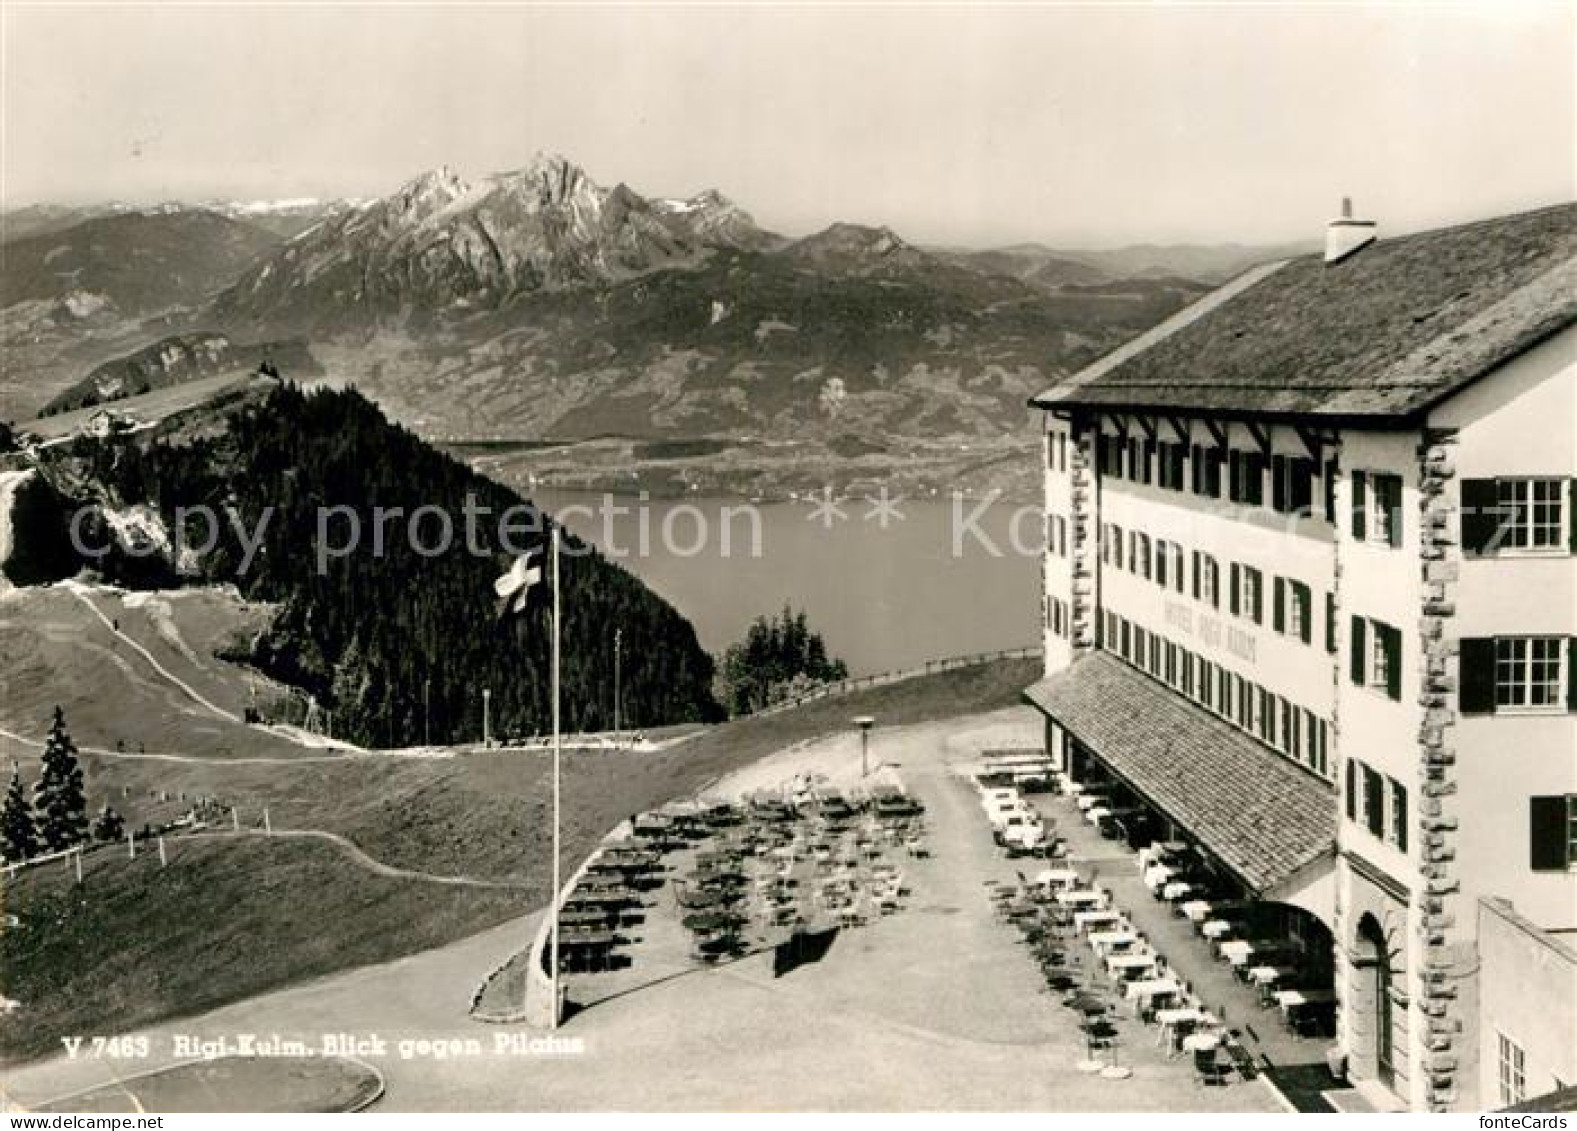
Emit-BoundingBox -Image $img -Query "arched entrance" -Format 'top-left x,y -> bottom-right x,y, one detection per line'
1356,913 -> 1395,1087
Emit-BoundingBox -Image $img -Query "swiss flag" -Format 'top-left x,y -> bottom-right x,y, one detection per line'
493,549 -> 544,618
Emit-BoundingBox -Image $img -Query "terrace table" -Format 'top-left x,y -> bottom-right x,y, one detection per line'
1075,794 -> 1108,811
1074,908 -> 1122,931
1162,881 -> 1194,900
1201,919 -> 1237,940
1142,864 -> 1175,891
1219,940 -> 1255,967
1085,806 -> 1111,825
1248,964 -> 1297,987
1088,929 -> 1137,955
1180,900 -> 1213,922
1035,867 -> 1080,889
1183,1030 -> 1224,1052
1057,888 -> 1106,908
1124,976 -> 1184,1004
1274,988 -> 1337,1011
1106,952 -> 1159,978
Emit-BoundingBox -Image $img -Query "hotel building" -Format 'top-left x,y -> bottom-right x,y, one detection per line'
1026,202 -> 1576,1111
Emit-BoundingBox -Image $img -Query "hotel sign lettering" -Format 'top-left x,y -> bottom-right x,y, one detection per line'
1164,601 -> 1257,664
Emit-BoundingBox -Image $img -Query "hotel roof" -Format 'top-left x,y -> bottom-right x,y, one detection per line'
1030,202 -> 1577,422
1023,652 -> 1334,893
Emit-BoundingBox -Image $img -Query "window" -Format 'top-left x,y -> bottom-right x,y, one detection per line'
1127,437 -> 1154,484
1305,712 -> 1329,777
1195,553 -> 1220,609
1257,687 -> 1276,743
1352,470 -> 1404,548
1217,667 -> 1233,719
1351,616 -> 1402,700
1325,592 -> 1337,655
1497,477 -> 1566,550
1131,532 -> 1151,579
1280,697 -> 1299,758
1498,1033 -> 1527,1107
1464,477 -> 1575,555
1231,564 -> 1263,624
1154,540 -> 1183,592
1228,449 -> 1265,506
1362,765 -> 1385,838
1494,637 -> 1565,709
1098,434 -> 1122,478
1462,637 -> 1574,715
1389,781 -> 1408,852
1272,455 -> 1316,516
1529,795 -> 1577,871
1273,577 -> 1312,644
1157,441 -> 1187,491
1105,523 -> 1125,568
1236,675 -> 1253,730
1049,515 -> 1068,557
1198,658 -> 1215,710
1191,444 -> 1224,498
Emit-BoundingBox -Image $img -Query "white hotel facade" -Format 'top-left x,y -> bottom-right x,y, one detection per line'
1027,202 -> 1576,1112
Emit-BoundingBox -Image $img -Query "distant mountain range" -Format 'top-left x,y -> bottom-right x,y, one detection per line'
0,210 -> 279,317
2,153 -> 1306,467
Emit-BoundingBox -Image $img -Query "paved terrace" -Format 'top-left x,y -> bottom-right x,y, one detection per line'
5,707 -> 1282,1112
1031,788 -> 1337,1076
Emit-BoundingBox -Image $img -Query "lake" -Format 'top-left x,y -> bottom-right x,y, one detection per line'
531,487 -> 1042,676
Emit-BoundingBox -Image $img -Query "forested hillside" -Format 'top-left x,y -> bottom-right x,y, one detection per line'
55,385 -> 721,744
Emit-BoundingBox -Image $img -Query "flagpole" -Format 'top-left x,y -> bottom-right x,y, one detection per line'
549,524 -> 562,1030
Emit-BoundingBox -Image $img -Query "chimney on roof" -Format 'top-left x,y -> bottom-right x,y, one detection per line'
1325,196 -> 1377,265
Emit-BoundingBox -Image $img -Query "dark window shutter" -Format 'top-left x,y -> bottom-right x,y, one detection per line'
1229,563 -> 1241,616
1570,479 -> 1577,552
1460,478 -> 1498,557
1529,796 -> 1568,871
1386,477 -> 1404,549
1273,576 -> 1286,633
1251,573 -> 1263,624
1352,471 -> 1368,541
1191,552 -> 1201,600
1365,768 -> 1385,837
1394,784 -> 1408,852
1325,459 -> 1338,522
1567,638 -> 1576,712
1345,761 -> 1357,821
1292,458 -> 1315,515
1272,454 -> 1288,512
1459,637 -> 1496,714
1351,616 -> 1367,685
1383,624 -> 1402,701
1326,592 -> 1337,654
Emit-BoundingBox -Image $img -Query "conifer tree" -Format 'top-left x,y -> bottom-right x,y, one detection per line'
1,764 -> 38,862
34,706 -> 88,852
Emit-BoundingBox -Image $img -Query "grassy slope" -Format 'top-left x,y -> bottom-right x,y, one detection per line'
0,656 -> 1037,1061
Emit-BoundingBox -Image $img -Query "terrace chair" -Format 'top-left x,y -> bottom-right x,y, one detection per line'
1193,1048 -> 1230,1087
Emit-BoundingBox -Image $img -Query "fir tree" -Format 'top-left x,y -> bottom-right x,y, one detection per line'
1,764 -> 38,862
34,706 -> 88,852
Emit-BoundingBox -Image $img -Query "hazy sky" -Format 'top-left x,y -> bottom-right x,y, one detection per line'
2,3 -> 1572,248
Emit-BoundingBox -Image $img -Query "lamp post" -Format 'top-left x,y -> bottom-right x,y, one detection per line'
854,715 -> 875,777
